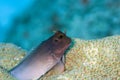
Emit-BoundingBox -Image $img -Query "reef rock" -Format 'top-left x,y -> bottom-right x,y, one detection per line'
0,36 -> 120,80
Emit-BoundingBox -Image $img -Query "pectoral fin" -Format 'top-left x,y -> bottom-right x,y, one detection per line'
45,56 -> 65,76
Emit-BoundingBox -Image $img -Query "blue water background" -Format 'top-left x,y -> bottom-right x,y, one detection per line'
0,0 -> 120,50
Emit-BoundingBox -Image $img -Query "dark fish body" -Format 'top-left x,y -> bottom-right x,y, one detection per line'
9,31 -> 71,80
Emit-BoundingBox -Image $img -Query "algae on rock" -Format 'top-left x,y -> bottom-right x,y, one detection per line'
0,36 -> 120,80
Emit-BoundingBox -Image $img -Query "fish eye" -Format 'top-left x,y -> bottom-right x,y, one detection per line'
58,34 -> 63,39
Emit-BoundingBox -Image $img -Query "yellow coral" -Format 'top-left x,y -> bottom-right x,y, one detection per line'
0,67 -> 16,80
0,43 -> 26,70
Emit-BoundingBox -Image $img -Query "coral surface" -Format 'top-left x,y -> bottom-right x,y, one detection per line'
0,43 -> 26,70
0,67 -> 16,80
0,36 -> 120,80
0,43 -> 26,80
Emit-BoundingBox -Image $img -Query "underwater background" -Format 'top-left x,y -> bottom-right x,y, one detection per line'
0,0 -> 120,50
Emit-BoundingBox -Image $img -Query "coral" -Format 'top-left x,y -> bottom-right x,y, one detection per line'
0,36 -> 120,80
0,67 -> 16,80
0,43 -> 26,70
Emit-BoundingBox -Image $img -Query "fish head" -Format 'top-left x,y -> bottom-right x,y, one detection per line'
49,31 -> 71,58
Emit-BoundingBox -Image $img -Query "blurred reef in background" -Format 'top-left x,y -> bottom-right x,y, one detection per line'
0,0 -> 120,50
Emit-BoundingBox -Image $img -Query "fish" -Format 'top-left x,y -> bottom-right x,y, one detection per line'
9,31 -> 71,80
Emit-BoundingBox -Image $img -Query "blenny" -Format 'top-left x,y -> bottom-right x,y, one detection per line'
9,31 -> 71,80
